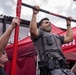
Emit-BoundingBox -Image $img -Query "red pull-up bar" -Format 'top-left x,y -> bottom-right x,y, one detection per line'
22,3 -> 76,22
11,0 -> 22,75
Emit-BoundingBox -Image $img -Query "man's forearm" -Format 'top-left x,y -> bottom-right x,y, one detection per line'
0,25 -> 14,50
66,25 -> 73,40
30,13 -> 38,34
0,17 -> 19,57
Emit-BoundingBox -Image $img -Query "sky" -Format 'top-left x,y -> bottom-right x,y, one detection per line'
0,0 -> 76,29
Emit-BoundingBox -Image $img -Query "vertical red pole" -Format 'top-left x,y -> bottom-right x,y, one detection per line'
11,0 -> 22,75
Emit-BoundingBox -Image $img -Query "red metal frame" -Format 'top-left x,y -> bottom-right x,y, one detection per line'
11,0 -> 22,75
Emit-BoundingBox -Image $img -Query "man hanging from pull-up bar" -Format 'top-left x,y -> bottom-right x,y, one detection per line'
30,5 -> 75,75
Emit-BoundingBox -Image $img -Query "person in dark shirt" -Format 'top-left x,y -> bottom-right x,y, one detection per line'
0,51 -> 8,75
0,17 -> 20,75
30,5 -> 75,75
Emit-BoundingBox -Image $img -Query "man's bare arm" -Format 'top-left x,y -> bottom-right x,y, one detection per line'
64,17 -> 73,43
30,6 -> 40,39
0,17 -> 20,57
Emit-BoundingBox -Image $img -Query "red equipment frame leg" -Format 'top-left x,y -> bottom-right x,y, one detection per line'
11,0 -> 22,75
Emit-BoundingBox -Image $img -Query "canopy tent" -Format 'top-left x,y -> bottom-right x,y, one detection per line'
5,24 -> 76,75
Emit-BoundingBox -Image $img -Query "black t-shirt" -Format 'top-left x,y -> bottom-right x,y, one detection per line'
0,66 -> 6,75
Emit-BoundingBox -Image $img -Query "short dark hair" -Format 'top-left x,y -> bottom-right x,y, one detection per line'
37,17 -> 49,27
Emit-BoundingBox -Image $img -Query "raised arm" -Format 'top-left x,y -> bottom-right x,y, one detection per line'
30,6 -> 40,38
0,17 -> 20,57
64,17 -> 73,43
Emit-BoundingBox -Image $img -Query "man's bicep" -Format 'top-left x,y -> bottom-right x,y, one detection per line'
64,36 -> 72,43
30,29 -> 39,38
